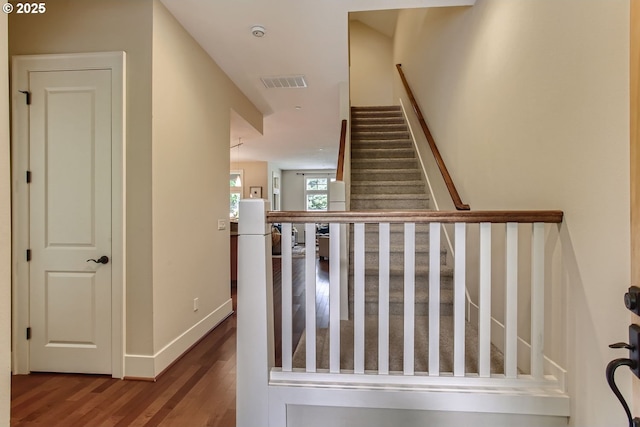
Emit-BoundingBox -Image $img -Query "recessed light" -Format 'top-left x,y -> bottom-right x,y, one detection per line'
295,106 -> 302,110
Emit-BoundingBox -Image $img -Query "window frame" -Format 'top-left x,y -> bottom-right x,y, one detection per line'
304,175 -> 330,212
230,170 -> 243,218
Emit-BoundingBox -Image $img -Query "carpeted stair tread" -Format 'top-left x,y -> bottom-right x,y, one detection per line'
351,170 -> 423,182
351,193 -> 429,200
351,117 -> 405,125
351,148 -> 416,159
351,139 -> 414,148
352,131 -> 411,140
351,159 -> 419,170
292,315 -> 505,374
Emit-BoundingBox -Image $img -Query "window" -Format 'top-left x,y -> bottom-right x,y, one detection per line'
305,177 -> 329,211
230,170 -> 243,218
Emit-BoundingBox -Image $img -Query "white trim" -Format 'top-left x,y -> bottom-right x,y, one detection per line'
11,52 -> 126,378
124,299 -> 233,379
268,380 -> 569,418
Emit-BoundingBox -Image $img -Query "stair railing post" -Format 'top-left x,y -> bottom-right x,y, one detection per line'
236,199 -> 275,427
329,180 -> 349,320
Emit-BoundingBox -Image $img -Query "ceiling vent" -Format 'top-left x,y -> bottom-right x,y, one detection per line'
260,75 -> 308,89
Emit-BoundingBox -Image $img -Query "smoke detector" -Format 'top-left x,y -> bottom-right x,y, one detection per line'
251,25 -> 266,37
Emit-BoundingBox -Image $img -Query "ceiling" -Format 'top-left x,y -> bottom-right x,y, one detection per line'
160,0 -> 474,170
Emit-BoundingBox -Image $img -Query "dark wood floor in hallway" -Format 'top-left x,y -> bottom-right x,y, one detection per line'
11,256 -> 325,426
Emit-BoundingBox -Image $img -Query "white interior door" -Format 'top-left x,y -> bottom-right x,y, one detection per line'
29,69 -> 113,374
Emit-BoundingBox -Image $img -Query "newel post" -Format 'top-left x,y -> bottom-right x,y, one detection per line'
236,199 -> 275,427
329,180 -> 348,320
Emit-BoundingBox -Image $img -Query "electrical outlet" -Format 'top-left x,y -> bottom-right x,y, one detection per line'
193,297 -> 199,312
218,220 -> 226,231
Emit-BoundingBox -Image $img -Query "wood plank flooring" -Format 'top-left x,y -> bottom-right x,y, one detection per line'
11,255 -> 328,426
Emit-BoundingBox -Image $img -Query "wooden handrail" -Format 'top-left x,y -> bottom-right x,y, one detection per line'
336,119 -> 347,181
396,64 -> 470,211
267,210 -> 563,224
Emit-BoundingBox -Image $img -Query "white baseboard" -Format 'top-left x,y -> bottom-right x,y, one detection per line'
124,298 -> 233,379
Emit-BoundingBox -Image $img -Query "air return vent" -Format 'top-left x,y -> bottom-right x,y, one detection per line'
260,75 -> 307,89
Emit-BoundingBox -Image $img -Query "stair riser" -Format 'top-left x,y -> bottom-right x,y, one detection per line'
355,268 -> 453,285
351,171 -> 423,181
350,302 -> 454,317
353,232 -> 432,247
351,141 -> 413,149
352,251 -> 447,267
352,124 -> 408,132
351,199 -> 430,210
349,227 -> 432,246
351,107 -> 404,120
352,117 -> 405,125
352,159 -> 419,170
351,149 -> 416,159
352,132 -> 411,140
351,185 -> 426,195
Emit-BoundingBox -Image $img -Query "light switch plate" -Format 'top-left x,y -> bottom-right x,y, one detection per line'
218,220 -> 226,230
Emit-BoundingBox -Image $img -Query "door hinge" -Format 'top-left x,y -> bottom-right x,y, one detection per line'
26,170 -> 31,183
26,327 -> 31,340
19,90 -> 31,105
26,249 -> 31,261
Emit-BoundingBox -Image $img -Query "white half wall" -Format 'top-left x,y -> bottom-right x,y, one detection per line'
287,406 -> 568,427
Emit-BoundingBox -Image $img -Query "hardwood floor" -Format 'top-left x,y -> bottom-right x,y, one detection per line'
11,254 -> 328,426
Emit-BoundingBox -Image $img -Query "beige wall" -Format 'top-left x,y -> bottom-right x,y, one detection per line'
9,0 -> 156,355
9,0 -> 262,375
349,20 -> 394,106
0,12 -> 10,427
393,2 -> 630,425
151,1 -> 262,356
231,161 -> 269,200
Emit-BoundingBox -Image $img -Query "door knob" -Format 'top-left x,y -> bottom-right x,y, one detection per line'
86,255 -> 109,264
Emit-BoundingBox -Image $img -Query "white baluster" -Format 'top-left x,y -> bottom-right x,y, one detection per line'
454,223 -> 466,377
329,223 -> 341,373
531,222 -> 545,379
404,223 -> 415,375
305,223 -> 317,372
505,222 -> 518,378
479,222 -> 491,378
354,223 -> 365,375
281,223 -> 293,372
379,223 -> 390,375
429,222 -> 441,376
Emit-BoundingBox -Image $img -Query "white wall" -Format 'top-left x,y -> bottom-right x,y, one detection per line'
393,2 -> 630,425
0,12 -> 10,427
151,1 -> 261,369
349,20 -> 394,106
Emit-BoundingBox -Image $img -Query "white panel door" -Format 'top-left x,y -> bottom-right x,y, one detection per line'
29,69 -> 112,374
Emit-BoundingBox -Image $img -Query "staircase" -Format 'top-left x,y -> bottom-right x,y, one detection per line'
349,105 -> 453,318
292,106 -> 506,373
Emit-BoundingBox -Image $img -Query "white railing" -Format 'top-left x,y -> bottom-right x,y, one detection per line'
236,199 -> 569,426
